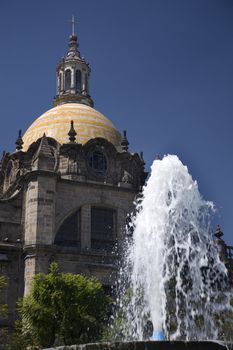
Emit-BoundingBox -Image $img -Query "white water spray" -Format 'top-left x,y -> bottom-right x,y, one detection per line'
116,155 -> 231,341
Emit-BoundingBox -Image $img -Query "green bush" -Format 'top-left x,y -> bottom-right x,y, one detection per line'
11,263 -> 111,349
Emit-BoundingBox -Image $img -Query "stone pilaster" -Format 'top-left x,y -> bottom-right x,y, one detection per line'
24,174 -> 57,246
23,173 -> 57,293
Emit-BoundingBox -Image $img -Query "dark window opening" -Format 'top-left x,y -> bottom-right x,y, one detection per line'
91,207 -> 116,250
85,73 -> 88,93
89,151 -> 107,175
76,70 -> 82,92
55,210 -> 81,247
65,69 -> 71,91
59,73 -> 62,90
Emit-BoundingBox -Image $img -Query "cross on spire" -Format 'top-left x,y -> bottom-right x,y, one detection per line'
71,15 -> 77,35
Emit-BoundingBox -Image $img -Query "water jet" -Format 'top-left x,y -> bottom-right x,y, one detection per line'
114,155 -> 233,342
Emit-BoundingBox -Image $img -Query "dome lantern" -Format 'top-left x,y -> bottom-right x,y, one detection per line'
54,16 -> 94,108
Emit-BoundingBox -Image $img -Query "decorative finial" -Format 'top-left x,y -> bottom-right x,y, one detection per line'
68,120 -> 77,143
121,130 -> 129,151
15,129 -> 24,151
214,225 -> 224,239
140,151 -> 145,166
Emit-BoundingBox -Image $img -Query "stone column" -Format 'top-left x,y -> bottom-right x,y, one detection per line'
71,68 -> 75,91
56,73 -> 59,95
61,70 -> 64,92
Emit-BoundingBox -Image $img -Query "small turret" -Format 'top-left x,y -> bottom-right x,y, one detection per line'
32,134 -> 55,171
140,151 -> 145,167
15,130 -> 24,151
121,130 -> 129,151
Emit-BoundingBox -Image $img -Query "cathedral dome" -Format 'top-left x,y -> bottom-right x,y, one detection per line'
22,103 -> 121,150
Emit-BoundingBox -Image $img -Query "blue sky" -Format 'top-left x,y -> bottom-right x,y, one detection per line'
0,0 -> 233,245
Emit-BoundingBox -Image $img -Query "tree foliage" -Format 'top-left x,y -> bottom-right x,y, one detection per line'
0,276 -> 8,318
11,263 -> 111,348
0,275 -> 8,344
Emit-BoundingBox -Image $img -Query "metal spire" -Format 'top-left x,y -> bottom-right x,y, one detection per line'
71,15 -> 77,36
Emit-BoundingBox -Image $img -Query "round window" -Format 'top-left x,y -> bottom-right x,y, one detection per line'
89,151 -> 107,175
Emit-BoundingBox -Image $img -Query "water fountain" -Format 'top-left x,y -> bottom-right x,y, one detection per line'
45,155 -> 233,350
113,155 -> 233,343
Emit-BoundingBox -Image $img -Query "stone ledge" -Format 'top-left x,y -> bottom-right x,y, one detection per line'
44,340 -> 233,350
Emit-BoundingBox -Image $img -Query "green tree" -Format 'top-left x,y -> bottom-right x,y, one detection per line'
0,276 -> 8,318
11,263 -> 111,349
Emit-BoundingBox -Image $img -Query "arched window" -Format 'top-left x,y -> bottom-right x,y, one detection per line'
91,207 -> 116,251
55,210 -> 81,247
65,69 -> 71,91
76,70 -> 82,92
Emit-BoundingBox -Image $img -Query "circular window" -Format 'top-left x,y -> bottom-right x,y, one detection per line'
89,151 -> 107,175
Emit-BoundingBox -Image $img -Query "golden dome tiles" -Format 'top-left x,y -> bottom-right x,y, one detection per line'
23,103 -> 121,150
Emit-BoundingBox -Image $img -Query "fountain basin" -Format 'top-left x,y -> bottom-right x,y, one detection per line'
44,340 -> 233,350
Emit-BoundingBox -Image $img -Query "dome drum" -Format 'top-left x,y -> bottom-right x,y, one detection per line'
53,93 -> 93,107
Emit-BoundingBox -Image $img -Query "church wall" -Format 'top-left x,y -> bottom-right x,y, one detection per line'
54,251 -> 115,285
55,179 -> 137,246
0,196 -> 23,325
0,196 -> 21,225
22,174 -> 137,293
0,247 -> 24,327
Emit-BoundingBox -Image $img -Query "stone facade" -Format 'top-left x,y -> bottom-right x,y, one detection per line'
0,129 -> 146,326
